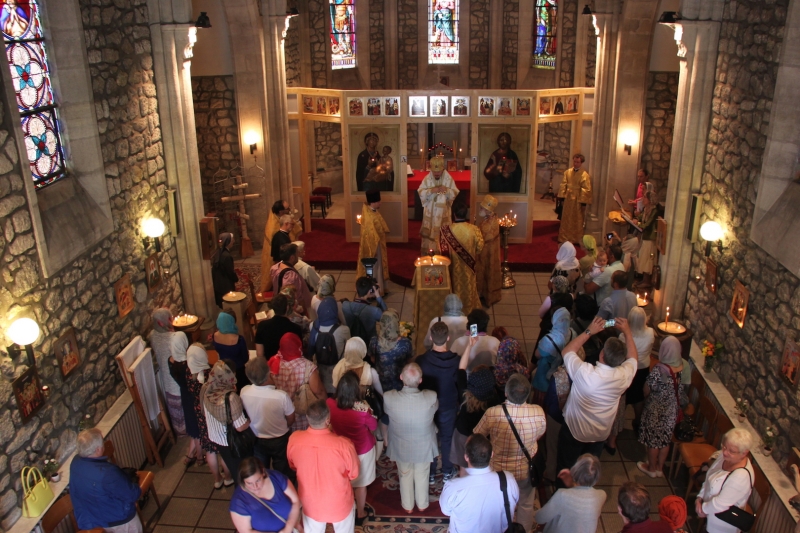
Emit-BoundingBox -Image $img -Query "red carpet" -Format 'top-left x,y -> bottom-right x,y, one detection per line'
302,219 -> 566,286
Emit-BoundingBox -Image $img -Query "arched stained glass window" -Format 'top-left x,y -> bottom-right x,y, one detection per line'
428,0 -> 458,64
533,0 -> 558,69
2,0 -> 66,189
330,0 -> 356,70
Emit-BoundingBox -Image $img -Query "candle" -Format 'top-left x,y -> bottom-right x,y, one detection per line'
666,306 -> 670,324
356,214 -> 362,225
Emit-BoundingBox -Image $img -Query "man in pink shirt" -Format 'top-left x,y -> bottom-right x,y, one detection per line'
287,400 -> 360,532
270,243 -> 312,312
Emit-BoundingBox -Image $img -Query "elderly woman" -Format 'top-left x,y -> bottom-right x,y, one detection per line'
332,337 -> 383,394
369,309 -> 413,394
494,336 -> 530,396
211,232 -> 238,308
202,360 -> 251,484
578,235 -> 598,276
292,240 -> 321,293
535,454 -> 606,533
424,294 -> 468,351
213,311 -> 250,392
310,274 -> 347,324
327,372 -> 378,524
637,336 -> 684,478
531,308 -> 571,404
229,457 -> 302,533
696,428 -> 756,533
309,297 -> 351,394
549,241 -> 581,293
271,332 -> 326,431
151,308 -> 189,435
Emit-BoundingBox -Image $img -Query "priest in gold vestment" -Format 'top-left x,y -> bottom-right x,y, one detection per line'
440,203 -> 484,313
356,190 -> 390,295
259,200 -> 302,292
557,153 -> 592,244
475,195 -> 502,307
418,155 -> 459,254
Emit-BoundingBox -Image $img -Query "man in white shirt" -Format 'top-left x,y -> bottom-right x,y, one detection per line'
440,434 -> 519,533
292,240 -> 321,293
241,357 -> 296,483
556,316 -> 638,487
584,244 -> 625,304
449,309 -> 500,370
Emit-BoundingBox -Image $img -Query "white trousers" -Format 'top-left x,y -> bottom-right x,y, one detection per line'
396,461 -> 430,511
303,504 -> 355,533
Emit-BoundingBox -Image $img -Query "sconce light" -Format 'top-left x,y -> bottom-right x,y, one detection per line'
582,4 -> 592,15
657,11 -> 681,24
244,131 -> 260,155
620,130 -> 637,155
700,220 -> 725,256
286,7 -> 300,18
7,317 -> 40,365
194,12 -> 212,29
142,217 -> 166,253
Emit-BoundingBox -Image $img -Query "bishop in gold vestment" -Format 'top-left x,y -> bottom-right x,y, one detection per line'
557,153 -> 592,244
440,204 -> 484,313
418,155 -> 459,254
259,200 -> 302,292
475,195 -> 502,307
356,191 -> 390,295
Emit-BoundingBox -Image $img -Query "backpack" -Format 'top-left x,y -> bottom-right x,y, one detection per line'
347,303 -> 372,345
308,323 -> 340,366
293,364 -> 316,416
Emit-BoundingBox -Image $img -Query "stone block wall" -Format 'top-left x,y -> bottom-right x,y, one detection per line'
501,0 -> 520,89
683,0 -> 795,466
407,124 -> 420,156
641,72 -> 678,201
369,0 -> 385,88
314,122 -> 343,172
468,0 -> 489,89
192,76 -> 242,226
285,0 -> 301,87
0,0 -> 183,528
398,0 -> 418,89
309,0 -> 328,88
543,122 -> 572,167
558,0 -> 577,88
586,22 -> 596,87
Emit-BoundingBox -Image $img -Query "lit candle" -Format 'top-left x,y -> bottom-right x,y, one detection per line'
356,214 -> 362,225
644,292 -> 648,301
666,306 -> 670,324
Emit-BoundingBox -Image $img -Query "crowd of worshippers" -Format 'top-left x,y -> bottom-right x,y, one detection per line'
68,214 -> 757,533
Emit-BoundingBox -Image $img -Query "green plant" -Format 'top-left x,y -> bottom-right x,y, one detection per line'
735,397 -> 749,415
762,427 -> 775,449
42,458 -> 59,477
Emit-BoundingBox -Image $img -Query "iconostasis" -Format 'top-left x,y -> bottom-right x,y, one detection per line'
286,87 -> 594,244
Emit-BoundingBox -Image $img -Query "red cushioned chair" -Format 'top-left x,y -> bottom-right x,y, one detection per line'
310,195 -> 327,218
312,186 -> 332,207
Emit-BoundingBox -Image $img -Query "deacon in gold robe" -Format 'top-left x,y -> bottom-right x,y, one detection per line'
259,200 -> 302,292
440,203 -> 484,313
475,194 -> 502,307
557,153 -> 592,244
356,190 -> 390,295
418,155 -> 459,254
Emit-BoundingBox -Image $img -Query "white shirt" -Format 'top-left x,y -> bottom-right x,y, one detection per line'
700,454 -> 754,533
562,351 -> 637,442
424,315 -> 469,350
295,259 -> 321,292
619,328 -> 655,369
440,466 -> 519,533
450,334 -> 501,370
240,384 -> 294,439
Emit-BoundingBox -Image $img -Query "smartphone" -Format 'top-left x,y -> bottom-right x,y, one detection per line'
470,324 -> 478,337
606,232 -> 614,240
604,319 -> 616,328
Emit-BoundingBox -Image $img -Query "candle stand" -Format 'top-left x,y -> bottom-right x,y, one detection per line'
498,212 -> 518,289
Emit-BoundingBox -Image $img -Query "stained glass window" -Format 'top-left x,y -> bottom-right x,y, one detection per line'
2,0 -> 66,189
428,0 -> 458,64
533,0 -> 558,69
330,0 -> 356,70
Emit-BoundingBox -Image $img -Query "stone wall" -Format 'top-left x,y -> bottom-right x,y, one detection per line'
0,0 -> 183,528
682,0 -> 794,466
285,0 -> 301,87
369,0 -> 385,89
192,76 -> 242,230
314,122 -> 342,172
501,0 -> 519,89
558,0 -> 577,88
641,72 -> 678,201
397,0 -> 418,89
542,122 -> 572,167
586,22 -> 596,87
407,123 -> 420,156
309,0 -> 327,88
468,0 -> 489,89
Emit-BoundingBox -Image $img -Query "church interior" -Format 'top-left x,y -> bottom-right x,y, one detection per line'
0,0 -> 798,532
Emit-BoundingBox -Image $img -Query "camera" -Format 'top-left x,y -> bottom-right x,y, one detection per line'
604,319 -> 616,328
606,232 -> 614,240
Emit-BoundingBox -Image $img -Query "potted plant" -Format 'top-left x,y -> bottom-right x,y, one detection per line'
735,397 -> 749,422
701,340 -> 723,372
43,458 -> 60,482
761,427 -> 775,456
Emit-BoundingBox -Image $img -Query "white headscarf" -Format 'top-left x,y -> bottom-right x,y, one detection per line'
187,343 -> 210,383
555,241 -> 580,271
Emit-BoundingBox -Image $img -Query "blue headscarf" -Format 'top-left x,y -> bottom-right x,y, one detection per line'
317,297 -> 339,327
216,312 -> 238,335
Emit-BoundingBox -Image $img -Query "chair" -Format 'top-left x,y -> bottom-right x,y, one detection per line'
683,367 -> 706,418
682,413 -> 734,500
41,495 -> 103,533
309,195 -> 327,218
670,394 -> 718,478
748,460 -> 771,530
312,186 -> 332,207
103,440 -> 161,519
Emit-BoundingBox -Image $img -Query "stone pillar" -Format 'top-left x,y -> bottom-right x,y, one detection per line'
657,19 -> 721,320
147,0 -> 217,319
488,0 -> 503,88
384,0 -> 399,89
573,8 -> 591,87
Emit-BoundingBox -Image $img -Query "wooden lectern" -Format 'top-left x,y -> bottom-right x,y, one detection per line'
413,255 -> 452,355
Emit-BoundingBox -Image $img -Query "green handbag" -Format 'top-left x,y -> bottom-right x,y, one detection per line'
21,466 -> 54,518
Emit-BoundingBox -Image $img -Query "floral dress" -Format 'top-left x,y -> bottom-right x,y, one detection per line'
186,367 -> 218,453
638,364 -> 679,449
369,336 -> 413,393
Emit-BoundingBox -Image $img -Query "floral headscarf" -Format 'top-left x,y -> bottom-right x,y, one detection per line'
317,275 -> 336,298
494,337 -> 530,387
280,284 -> 297,310
550,275 -> 570,294
202,360 -> 236,413
376,309 -> 401,353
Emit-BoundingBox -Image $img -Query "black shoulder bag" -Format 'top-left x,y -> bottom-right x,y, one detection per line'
498,471 -> 524,533
225,392 -> 256,458
501,404 -> 541,488
714,467 -> 755,532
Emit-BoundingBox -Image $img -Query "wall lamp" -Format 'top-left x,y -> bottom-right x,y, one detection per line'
582,5 -> 592,15
142,217 -> 166,253
244,131 -> 260,155
620,130 -> 637,155
657,11 -> 681,24
700,220 -> 725,257
195,12 -> 212,29
7,317 -> 40,366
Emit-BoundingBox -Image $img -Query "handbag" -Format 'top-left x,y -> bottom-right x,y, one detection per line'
292,363 -> 317,416
21,466 -> 54,518
364,385 -> 384,420
554,198 -> 563,219
498,471 -> 525,533
244,488 -> 300,533
674,418 -> 696,442
714,467 -> 756,531
225,392 -> 256,458
501,404 -> 541,488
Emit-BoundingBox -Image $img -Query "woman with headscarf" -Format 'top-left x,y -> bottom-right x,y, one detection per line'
658,495 -> 688,533
534,276 -> 574,353
450,336 -> 500,472
637,336 -> 685,478
549,241 -> 581,293
494,336 -> 530,395
369,309 -> 413,394
531,307 -> 572,406
423,294 -> 469,351
211,232 -> 238,308
332,337 -> 383,394
309,274 -> 347,324
187,344 -> 232,486
168,338 -> 202,467
213,311 -> 250,393
151,308 -> 189,436
265,284 -> 309,329
271,332 -> 325,431
578,235 -> 598,276
202,360 -> 251,484
309,297 -> 351,394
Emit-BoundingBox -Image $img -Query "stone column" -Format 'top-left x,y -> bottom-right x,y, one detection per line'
657,19 -> 721,320
573,8 -> 591,87
488,0 -> 503,88
384,0 -> 399,88
147,0 -> 217,319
